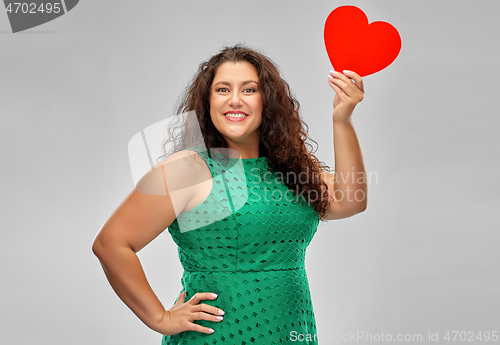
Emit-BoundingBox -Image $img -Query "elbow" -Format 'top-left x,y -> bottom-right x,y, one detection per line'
345,201 -> 367,217
92,224 -> 115,258
346,202 -> 367,217
92,238 -> 101,258
92,236 -> 106,258
354,200 -> 367,214
323,200 -> 367,220
355,189 -> 368,213
92,231 -> 133,258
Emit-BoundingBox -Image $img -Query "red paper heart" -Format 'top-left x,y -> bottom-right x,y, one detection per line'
324,6 -> 401,77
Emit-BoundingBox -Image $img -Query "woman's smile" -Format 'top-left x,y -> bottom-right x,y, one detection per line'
223,110 -> 249,121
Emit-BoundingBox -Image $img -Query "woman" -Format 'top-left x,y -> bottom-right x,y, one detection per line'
92,44 -> 366,344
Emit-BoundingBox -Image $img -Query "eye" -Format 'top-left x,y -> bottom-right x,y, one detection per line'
243,88 -> 256,93
216,88 -> 229,92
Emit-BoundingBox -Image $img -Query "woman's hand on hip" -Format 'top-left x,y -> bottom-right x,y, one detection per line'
155,291 -> 224,336
328,70 -> 365,123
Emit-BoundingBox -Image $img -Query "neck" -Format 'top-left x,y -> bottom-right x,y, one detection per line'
224,137 -> 260,159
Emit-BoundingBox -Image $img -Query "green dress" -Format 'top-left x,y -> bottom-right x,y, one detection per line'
161,146 -> 320,344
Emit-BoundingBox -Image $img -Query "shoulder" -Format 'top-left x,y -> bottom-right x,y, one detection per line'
154,148 -> 211,176
149,149 -> 212,197
94,149 -> 211,253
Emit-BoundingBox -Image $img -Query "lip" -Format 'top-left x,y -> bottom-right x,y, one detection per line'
223,110 -> 248,122
224,114 -> 248,122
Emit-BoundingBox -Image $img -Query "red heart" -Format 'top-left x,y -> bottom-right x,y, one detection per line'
324,6 -> 401,77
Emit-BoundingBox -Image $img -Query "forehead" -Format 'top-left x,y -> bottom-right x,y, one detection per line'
212,61 -> 258,83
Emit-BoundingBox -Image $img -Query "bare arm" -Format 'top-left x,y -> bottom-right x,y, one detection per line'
92,188 -> 177,332
321,70 -> 367,220
92,151 -> 224,335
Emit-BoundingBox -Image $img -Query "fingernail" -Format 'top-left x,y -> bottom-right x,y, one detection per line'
327,75 -> 333,79
330,70 -> 336,75
343,70 -> 350,74
211,293 -> 217,298
218,310 -> 225,315
209,328 -> 215,333
216,316 -> 223,320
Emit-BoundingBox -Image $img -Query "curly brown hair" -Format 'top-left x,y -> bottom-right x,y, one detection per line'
159,44 -> 332,219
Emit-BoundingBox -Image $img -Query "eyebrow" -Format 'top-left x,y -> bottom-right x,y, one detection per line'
213,80 -> 258,87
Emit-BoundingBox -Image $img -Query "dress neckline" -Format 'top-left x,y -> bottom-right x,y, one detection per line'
241,157 -> 266,161
212,152 -> 266,162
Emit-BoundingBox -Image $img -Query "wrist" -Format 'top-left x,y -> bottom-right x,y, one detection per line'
147,309 -> 170,334
332,116 -> 353,126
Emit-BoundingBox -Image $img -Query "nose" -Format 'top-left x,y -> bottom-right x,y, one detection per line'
228,91 -> 243,107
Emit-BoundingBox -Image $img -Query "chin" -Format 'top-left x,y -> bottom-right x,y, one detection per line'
223,135 -> 246,143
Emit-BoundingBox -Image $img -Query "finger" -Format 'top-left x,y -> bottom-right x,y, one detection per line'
331,70 -> 360,91
328,77 -> 352,98
329,82 -> 348,106
190,309 -> 224,323
187,292 -> 218,305
328,78 -> 345,96
328,72 -> 359,97
330,73 -> 364,100
329,70 -> 353,84
328,77 -> 348,90
191,303 -> 225,317
188,322 -> 215,335
175,291 -> 186,305
343,70 -> 364,92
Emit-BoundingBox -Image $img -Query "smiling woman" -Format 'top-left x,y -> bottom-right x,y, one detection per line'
92,44 -> 367,345
209,61 -> 263,157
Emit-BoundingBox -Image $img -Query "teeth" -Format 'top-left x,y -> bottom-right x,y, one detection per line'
225,113 -> 247,118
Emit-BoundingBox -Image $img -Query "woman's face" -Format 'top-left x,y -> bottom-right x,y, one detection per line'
209,61 -> 263,150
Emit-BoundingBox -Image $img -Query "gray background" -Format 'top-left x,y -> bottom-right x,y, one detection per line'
1,1 -> 499,344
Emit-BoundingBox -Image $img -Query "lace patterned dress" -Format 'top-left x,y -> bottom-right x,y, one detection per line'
161,146 -> 320,344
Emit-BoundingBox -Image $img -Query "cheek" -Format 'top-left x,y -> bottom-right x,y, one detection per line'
209,96 -> 221,127
256,97 -> 263,114
209,94 -> 222,112
209,94 -> 214,111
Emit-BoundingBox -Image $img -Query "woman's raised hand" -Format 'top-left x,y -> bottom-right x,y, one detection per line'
155,291 -> 225,336
327,70 -> 365,123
